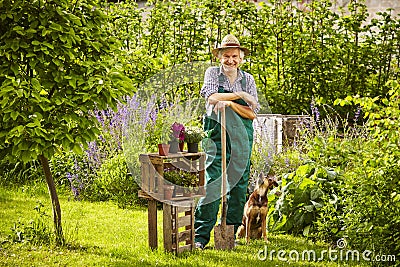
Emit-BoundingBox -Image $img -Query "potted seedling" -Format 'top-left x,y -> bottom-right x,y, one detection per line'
184,126 -> 205,153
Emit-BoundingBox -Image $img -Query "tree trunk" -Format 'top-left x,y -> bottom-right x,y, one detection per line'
39,154 -> 64,245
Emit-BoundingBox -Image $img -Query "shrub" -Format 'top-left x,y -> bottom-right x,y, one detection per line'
91,153 -> 143,208
0,161 -> 43,187
268,161 -> 341,238
336,82 -> 400,257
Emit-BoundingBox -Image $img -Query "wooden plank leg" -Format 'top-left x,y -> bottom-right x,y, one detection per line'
148,199 -> 158,250
163,203 -> 173,252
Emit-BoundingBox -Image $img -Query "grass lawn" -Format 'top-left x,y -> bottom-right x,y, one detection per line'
0,185 -> 372,267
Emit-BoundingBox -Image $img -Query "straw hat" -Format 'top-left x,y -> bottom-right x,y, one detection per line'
212,34 -> 250,58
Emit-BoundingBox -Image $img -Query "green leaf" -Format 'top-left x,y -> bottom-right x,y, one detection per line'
11,40 -> 19,51
26,28 -> 37,34
303,225 -> 310,236
21,150 -> 33,163
92,42 -> 101,52
10,111 -> 19,120
12,26 -> 24,31
31,78 -> 41,90
296,164 -> 312,178
304,205 -> 314,212
42,42 -> 54,49
42,28 -> 52,36
310,200 -> 323,209
310,188 -> 323,200
66,134 -> 74,143
10,63 -> 19,75
72,144 -> 83,154
68,78 -> 76,88
26,122 -> 38,128
298,178 -> 315,190
67,13 -> 82,26
49,22 -> 63,32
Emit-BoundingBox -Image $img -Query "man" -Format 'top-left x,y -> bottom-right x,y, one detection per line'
194,34 -> 259,249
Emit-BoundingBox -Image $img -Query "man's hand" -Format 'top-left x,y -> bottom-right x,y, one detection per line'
213,100 -> 231,114
238,92 -> 258,110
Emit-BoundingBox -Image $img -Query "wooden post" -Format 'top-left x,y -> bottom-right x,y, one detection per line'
148,199 -> 158,249
163,203 -> 172,252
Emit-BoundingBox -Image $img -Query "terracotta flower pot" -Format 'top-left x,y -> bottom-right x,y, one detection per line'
164,185 -> 174,200
158,143 -> 170,156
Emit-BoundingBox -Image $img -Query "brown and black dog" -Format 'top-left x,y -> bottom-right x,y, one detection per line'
237,175 -> 279,243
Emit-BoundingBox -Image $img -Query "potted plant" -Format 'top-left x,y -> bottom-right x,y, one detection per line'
181,172 -> 198,196
184,126 -> 205,153
163,170 -> 182,199
169,122 -> 185,153
152,110 -> 173,156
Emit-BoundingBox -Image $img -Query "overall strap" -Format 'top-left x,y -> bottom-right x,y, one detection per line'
240,70 -> 246,91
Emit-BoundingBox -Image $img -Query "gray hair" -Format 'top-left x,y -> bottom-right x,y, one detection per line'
218,48 -> 245,59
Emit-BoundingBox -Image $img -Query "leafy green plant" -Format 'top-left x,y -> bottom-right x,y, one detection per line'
8,202 -> 52,245
0,0 -> 133,243
335,80 -> 400,257
163,170 -> 183,185
181,172 -> 198,187
164,170 -> 197,186
0,161 -> 43,186
184,126 -> 205,144
152,110 -> 173,145
268,162 -> 340,237
92,153 -> 142,208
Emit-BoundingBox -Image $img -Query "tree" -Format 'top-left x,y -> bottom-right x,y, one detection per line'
0,0 -> 132,244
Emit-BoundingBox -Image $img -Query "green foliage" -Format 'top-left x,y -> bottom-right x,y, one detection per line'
89,153 -> 142,209
163,170 -> 182,185
150,109 -> 174,145
48,136 -> 144,208
0,161 -> 43,186
164,170 -> 197,188
336,81 -> 400,257
0,0 -> 132,163
269,161 -> 340,238
104,0 -> 399,116
267,79 -> 400,258
8,202 -> 52,245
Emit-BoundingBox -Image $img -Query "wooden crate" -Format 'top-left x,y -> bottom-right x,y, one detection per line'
163,200 -> 195,254
139,152 -> 205,200
138,152 -> 205,252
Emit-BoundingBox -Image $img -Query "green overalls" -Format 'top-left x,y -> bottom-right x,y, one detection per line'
194,70 -> 254,246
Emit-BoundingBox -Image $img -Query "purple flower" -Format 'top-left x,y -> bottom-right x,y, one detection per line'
354,106 -> 362,123
171,122 -> 185,141
66,172 -> 80,199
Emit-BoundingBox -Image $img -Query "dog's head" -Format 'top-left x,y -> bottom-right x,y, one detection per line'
256,174 -> 279,196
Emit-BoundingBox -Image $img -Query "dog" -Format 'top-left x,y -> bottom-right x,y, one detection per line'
237,175 -> 279,243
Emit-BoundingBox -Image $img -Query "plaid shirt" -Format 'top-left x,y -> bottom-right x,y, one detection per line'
200,66 -> 259,114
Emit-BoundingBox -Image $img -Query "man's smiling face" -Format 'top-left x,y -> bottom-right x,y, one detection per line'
220,48 -> 242,72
